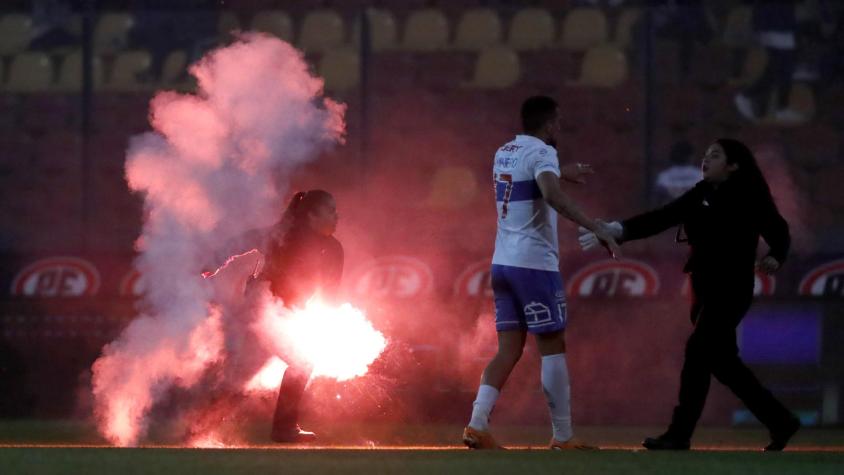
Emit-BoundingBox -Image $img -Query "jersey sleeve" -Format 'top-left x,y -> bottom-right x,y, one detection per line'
530,146 -> 560,179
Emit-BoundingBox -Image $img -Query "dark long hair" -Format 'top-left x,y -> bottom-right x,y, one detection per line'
715,138 -> 774,204
278,189 -> 334,238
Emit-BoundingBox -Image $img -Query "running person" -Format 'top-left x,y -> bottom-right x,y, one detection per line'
579,139 -> 801,451
261,189 -> 343,443
463,96 -> 620,450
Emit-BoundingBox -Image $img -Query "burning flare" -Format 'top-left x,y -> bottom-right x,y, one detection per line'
255,299 -> 387,384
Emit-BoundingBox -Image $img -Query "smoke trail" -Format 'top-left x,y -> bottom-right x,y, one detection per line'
91,34 -> 345,447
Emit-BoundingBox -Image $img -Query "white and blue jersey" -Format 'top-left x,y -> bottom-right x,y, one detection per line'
490,135 -> 566,333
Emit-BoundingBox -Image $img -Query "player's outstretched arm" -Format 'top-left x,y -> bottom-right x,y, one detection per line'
536,171 -> 620,258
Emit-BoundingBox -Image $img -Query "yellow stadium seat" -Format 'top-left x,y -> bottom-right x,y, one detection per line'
0,14 -> 33,55
573,44 -> 627,87
319,48 -> 360,92
729,46 -> 767,87
55,50 -> 104,92
507,8 -> 555,50
561,8 -> 607,51
402,8 -> 449,51
94,12 -> 134,53
5,53 -> 53,92
106,50 -> 152,91
788,83 -> 815,120
299,9 -> 345,53
161,50 -> 187,84
251,10 -> 294,42
426,166 -> 478,208
614,8 -> 641,49
723,6 -> 753,47
352,9 -> 398,51
454,8 -> 502,51
468,46 -> 520,89
218,11 -> 241,38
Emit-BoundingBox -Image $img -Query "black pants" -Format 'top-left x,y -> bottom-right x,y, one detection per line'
666,272 -> 794,440
271,364 -> 313,437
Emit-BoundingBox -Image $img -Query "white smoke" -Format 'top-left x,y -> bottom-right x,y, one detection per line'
91,34 -> 346,447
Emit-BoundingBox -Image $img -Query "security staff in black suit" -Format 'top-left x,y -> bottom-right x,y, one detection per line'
579,138 -> 800,451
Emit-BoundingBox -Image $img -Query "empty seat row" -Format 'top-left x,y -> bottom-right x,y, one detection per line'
0,44 -> 631,93
0,7 -> 643,56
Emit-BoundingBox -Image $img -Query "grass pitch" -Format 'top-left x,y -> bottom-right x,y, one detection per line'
1,421 -> 843,474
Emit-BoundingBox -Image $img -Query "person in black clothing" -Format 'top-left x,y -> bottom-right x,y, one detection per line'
260,189 -> 342,443
579,138 -> 801,451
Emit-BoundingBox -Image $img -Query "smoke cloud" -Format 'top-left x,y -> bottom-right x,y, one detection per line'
91,34 -> 346,447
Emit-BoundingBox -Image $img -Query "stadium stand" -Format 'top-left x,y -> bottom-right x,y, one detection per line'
4,52 -> 52,93
320,47 -> 360,92
106,50 -> 152,92
402,8 -> 449,51
351,9 -> 398,51
0,13 -> 32,55
468,46 -> 519,89
299,8 -> 345,53
93,12 -> 134,53
453,8 -> 502,52
250,10 -> 294,42
507,8 -> 555,51
560,8 -> 607,51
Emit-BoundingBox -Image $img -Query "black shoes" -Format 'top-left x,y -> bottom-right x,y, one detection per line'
764,417 -> 801,452
271,425 -> 317,443
642,434 -> 691,451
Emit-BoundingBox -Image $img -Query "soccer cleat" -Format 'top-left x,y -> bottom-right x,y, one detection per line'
462,426 -> 503,450
549,437 -> 599,451
642,434 -> 690,451
764,416 -> 801,452
271,425 -> 317,443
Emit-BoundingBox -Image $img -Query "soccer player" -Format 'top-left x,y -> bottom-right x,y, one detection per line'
462,96 -> 621,450
579,139 -> 800,451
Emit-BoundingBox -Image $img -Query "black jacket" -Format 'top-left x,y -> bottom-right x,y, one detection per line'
260,226 -> 344,307
621,180 -> 790,277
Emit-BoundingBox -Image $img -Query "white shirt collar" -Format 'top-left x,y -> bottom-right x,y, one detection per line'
515,134 -> 547,146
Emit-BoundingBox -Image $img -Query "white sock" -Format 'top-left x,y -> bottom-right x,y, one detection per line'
468,384 -> 499,431
541,353 -> 573,442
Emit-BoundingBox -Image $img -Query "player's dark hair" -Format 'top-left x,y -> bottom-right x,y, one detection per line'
716,138 -> 774,204
280,189 -> 334,233
521,96 -> 558,134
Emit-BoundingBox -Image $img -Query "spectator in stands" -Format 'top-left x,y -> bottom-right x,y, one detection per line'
654,139 -> 701,204
734,0 -> 804,122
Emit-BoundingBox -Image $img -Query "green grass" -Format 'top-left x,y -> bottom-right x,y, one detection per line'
1,421 -> 843,474
2,448 -> 844,475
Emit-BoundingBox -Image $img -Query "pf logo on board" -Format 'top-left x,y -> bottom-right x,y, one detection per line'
350,256 -> 434,299
569,259 -> 659,297
799,259 -> 844,297
119,270 -> 145,297
454,259 -> 493,299
11,257 -> 100,297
